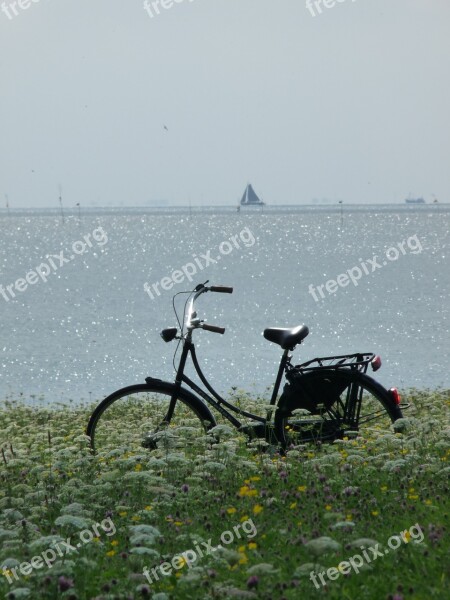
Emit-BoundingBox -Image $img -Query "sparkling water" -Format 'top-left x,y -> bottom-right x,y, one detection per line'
0,205 -> 449,405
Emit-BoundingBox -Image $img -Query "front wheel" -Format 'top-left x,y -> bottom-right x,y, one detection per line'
274,369 -> 403,449
86,381 -> 216,456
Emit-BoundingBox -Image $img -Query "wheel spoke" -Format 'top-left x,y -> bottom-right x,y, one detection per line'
87,386 -> 210,456
275,370 -> 402,448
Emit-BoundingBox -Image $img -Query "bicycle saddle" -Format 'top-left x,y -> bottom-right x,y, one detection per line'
263,325 -> 309,350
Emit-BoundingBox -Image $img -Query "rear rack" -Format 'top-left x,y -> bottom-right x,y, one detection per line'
288,353 -> 376,378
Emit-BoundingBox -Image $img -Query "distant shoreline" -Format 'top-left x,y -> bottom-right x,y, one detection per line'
1,203 -> 450,218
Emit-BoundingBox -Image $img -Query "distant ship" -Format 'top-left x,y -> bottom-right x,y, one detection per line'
405,196 -> 425,204
239,184 -> 265,209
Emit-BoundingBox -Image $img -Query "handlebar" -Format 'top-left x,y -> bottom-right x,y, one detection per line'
202,324 -> 226,334
185,282 -> 232,334
209,286 -> 233,294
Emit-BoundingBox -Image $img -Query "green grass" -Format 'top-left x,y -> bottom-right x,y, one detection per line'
0,389 -> 449,600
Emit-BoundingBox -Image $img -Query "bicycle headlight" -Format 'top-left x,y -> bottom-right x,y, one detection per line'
161,328 -> 178,342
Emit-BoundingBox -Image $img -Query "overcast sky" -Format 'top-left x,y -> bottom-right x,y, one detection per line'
1,0 -> 449,207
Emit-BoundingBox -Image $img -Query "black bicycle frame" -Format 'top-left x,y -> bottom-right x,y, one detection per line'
163,331 -> 291,429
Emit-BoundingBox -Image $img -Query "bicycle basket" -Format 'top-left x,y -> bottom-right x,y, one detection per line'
290,353 -> 376,375
278,371 -> 350,416
278,354 -> 375,416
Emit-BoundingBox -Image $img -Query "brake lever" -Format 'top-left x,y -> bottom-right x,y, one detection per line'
194,280 -> 209,292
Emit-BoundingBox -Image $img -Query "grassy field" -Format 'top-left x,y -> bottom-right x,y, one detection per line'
0,389 -> 449,600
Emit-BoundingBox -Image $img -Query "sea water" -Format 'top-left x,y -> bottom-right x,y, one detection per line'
0,205 -> 449,405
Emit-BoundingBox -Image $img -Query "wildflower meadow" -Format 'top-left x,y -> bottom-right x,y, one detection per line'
0,389 -> 448,599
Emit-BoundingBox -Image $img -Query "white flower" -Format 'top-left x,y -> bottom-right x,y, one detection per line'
293,563 -> 325,577
54,515 -> 91,529
305,536 -> 341,556
247,563 -> 280,575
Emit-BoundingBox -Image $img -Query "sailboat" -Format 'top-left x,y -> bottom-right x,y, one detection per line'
239,184 -> 265,208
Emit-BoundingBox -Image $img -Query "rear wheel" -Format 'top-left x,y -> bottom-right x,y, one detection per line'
86,382 -> 216,456
274,370 -> 402,449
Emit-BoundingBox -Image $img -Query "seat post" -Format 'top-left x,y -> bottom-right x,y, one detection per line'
269,348 -> 291,406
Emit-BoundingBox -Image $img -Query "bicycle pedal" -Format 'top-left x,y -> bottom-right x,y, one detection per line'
141,434 -> 159,450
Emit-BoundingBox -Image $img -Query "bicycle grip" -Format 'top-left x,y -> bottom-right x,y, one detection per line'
210,286 -> 233,294
202,324 -> 226,334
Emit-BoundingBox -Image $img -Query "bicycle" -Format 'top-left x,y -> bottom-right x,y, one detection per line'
86,282 -> 405,454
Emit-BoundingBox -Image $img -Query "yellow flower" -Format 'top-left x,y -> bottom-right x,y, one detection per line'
297,521 -> 302,527
106,550 -> 116,557
144,506 -> 152,511
409,487 -> 415,493
111,540 -> 119,546
227,507 -> 237,515
174,521 -> 183,526
403,531 -> 411,543
92,537 -> 100,543
238,485 -> 258,497
119,511 -> 127,517
380,485 -> 388,492
240,515 -> 249,522
248,542 -> 257,550
250,476 -> 261,482
297,485 -> 307,493
239,553 -> 248,564
346,514 -> 353,521
134,464 -> 143,472
424,499 -> 432,505
290,502 -> 297,509
371,511 -> 379,516
238,545 -> 246,553
325,505 -> 332,511
253,504 -> 263,515
131,516 -> 141,522
408,495 -> 419,501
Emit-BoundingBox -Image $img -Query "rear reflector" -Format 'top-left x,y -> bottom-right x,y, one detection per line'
371,355 -> 382,372
389,387 -> 401,406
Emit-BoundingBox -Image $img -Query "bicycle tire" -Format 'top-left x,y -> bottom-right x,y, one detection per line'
86,381 -> 216,455
274,369 -> 403,449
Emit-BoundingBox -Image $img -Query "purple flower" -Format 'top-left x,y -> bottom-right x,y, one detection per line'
181,484 -> 189,493
58,576 -> 74,592
247,575 -> 259,589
